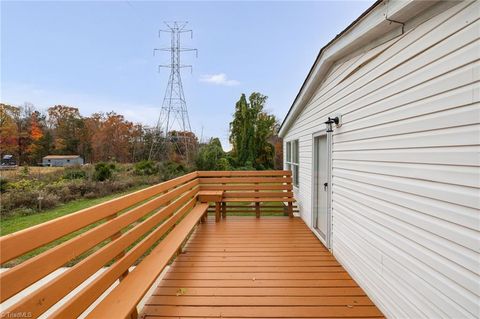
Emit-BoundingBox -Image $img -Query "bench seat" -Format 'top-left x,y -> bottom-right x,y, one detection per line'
197,190 -> 224,202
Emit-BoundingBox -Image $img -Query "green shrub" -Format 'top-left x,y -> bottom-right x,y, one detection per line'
94,163 -> 114,181
0,178 -> 9,193
38,193 -> 60,210
159,161 -> 189,180
1,191 -> 38,211
8,179 -> 43,191
84,191 -> 97,199
19,166 -> 30,178
195,138 -> 229,171
63,168 -> 86,180
233,160 -> 255,171
217,158 -> 231,171
134,160 -> 159,176
0,163 -> 167,219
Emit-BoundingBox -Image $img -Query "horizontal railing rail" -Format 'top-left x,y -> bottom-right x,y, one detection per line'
198,170 -> 295,218
0,172 -> 198,264
0,170 -> 296,318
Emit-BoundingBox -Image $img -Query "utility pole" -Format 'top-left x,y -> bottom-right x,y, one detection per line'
149,21 -> 197,161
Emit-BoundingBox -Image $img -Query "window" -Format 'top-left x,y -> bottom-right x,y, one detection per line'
286,140 -> 299,187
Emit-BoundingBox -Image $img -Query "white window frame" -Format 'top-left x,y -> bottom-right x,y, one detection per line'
286,140 -> 299,188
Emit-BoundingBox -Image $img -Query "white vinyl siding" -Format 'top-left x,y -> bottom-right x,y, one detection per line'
285,140 -> 299,187
282,1 -> 480,318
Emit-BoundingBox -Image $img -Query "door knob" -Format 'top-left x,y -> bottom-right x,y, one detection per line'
323,182 -> 328,191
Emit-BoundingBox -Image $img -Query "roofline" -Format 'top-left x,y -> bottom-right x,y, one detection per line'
43,155 -> 81,158
278,0 -> 439,138
278,0 -> 382,136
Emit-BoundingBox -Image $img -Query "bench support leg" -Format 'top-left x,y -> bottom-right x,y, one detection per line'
255,202 -> 260,218
222,202 -> 226,219
129,308 -> 138,319
215,202 -> 221,222
288,202 -> 293,218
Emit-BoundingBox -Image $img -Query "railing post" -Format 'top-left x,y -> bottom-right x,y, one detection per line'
222,182 -> 227,219
255,182 -> 260,218
215,201 -> 221,222
287,172 -> 294,218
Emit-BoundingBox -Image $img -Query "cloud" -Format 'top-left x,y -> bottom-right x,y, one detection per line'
199,73 -> 240,86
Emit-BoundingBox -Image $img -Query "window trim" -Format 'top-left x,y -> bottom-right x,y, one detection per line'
286,140 -> 299,188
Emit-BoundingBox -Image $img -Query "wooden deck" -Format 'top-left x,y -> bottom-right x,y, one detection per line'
141,217 -> 383,318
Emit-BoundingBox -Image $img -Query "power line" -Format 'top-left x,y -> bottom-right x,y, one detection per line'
149,21 -> 198,162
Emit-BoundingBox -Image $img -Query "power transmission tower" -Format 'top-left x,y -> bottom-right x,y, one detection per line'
149,21 -> 198,161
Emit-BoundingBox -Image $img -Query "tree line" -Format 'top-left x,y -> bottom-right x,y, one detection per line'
1,92 -> 282,169
0,103 -> 182,165
197,92 -> 282,170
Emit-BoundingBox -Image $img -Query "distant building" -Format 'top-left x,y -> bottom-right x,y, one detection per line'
42,155 -> 84,167
1,155 -> 16,167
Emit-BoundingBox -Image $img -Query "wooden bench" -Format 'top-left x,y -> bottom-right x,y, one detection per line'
197,170 -> 296,218
197,190 -> 224,222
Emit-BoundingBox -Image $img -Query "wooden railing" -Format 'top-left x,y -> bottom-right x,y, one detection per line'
198,170 -> 297,218
0,170 -> 295,318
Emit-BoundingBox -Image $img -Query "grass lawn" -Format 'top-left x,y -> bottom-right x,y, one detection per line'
1,184 -> 149,236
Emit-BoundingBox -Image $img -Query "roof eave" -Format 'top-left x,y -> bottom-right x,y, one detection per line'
278,0 -> 436,138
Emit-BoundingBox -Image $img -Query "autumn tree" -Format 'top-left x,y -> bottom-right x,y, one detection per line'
26,111 -> 48,164
168,130 -> 199,163
1,103 -> 52,164
85,112 -> 138,162
0,102 -> 186,165
0,103 -> 20,158
229,92 -> 277,169
130,124 -> 149,162
48,105 -> 86,156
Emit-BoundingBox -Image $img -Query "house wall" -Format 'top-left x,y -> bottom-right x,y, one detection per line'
283,1 -> 479,317
43,158 -> 84,167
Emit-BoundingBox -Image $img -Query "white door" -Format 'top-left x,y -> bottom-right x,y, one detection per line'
313,134 -> 330,246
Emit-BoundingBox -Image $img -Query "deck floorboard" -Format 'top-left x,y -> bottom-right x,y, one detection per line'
141,217 -> 383,318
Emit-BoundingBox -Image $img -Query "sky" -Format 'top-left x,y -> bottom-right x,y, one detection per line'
1,0 -> 374,149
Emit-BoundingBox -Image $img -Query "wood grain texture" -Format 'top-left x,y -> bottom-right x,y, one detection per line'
141,217 -> 383,318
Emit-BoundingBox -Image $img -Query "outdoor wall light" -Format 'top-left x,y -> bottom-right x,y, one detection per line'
324,116 -> 341,132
